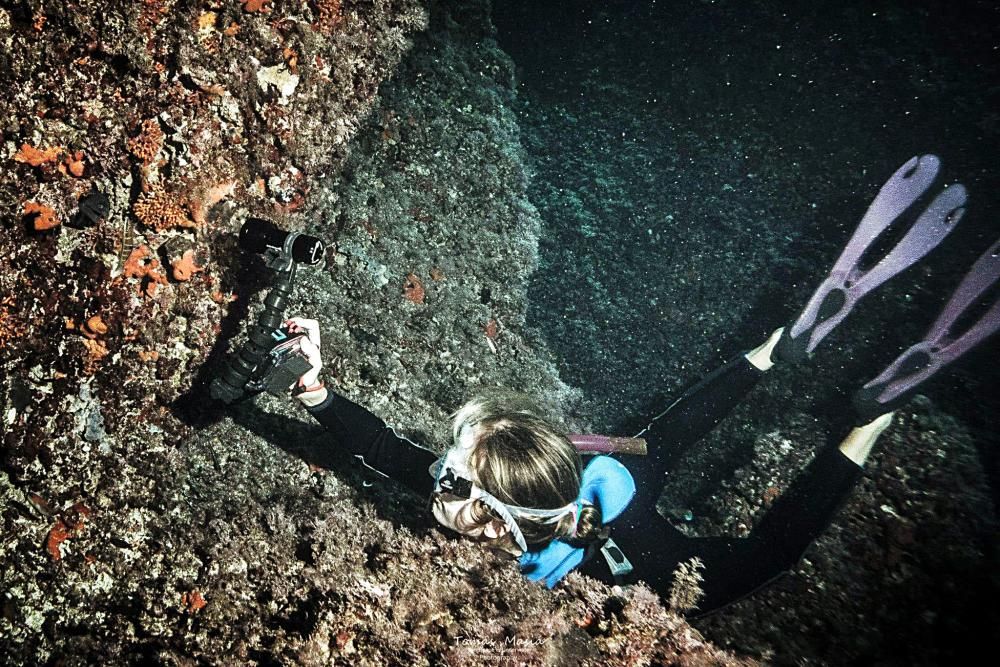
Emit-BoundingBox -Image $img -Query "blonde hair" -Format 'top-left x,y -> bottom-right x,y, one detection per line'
450,395 -> 605,548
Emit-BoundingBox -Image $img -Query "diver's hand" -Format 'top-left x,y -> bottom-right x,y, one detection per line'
285,317 -> 323,389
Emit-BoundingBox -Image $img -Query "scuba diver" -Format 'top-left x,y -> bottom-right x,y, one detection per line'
286,155 -> 999,617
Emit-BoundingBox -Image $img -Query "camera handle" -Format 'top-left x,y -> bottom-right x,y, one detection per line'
209,233 -> 303,404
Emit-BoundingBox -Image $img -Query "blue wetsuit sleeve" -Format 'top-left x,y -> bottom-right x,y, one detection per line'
306,389 -> 439,497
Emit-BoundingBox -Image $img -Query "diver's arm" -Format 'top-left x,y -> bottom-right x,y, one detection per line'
285,317 -> 437,496
296,384 -> 329,407
302,388 -> 438,496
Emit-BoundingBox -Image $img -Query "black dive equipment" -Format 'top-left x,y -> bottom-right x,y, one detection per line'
210,218 -> 325,404
239,216 -> 325,265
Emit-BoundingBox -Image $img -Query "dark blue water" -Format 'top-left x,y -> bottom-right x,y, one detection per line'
494,1 -> 999,662
495,0 -> 999,460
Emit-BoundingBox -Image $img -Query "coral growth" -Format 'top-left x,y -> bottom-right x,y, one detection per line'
0,296 -> 28,347
312,0 -> 344,34
45,504 -> 91,561
181,590 -> 207,613
13,143 -> 83,178
63,151 -> 86,178
552,575 -> 754,665
81,315 -> 108,339
484,318 -> 499,339
46,519 -> 74,561
133,187 -> 195,231
14,143 -> 63,167
171,249 -> 204,281
122,245 -> 169,297
127,118 -> 165,164
241,0 -> 272,14
669,557 -> 706,613
188,180 -> 236,226
403,272 -> 426,303
81,338 -> 110,374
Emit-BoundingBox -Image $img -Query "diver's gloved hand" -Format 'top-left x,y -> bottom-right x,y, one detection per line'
285,317 -> 323,390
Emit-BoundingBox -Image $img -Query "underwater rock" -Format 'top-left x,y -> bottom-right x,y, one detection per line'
71,380 -> 107,445
0,0 -> 745,664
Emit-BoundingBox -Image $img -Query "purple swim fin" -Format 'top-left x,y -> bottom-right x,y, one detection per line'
775,155 -> 967,363
853,237 -> 1000,420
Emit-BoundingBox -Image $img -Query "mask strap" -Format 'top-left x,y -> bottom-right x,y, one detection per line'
566,501 -> 583,538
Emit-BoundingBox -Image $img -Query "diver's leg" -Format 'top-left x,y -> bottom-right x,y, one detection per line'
630,328 -> 784,492
837,412 -> 894,465
747,413 -> 891,558
691,414 -> 890,616
744,325 -> 785,371
612,414 -> 891,618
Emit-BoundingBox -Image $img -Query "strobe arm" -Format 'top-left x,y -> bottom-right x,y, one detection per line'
209,218 -> 325,404
210,264 -> 296,404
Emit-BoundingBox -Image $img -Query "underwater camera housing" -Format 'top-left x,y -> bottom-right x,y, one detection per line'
244,327 -> 314,396
210,218 -> 325,404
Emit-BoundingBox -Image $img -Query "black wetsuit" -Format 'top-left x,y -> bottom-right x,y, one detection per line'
304,354 -> 863,616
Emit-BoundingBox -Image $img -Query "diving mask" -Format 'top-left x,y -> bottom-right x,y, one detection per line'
429,425 -> 581,553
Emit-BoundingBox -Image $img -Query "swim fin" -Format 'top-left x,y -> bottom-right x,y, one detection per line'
853,237 -> 1000,421
775,155 -> 967,363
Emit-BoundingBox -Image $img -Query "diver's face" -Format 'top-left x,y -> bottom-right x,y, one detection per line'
431,428 -> 513,545
430,493 -> 491,538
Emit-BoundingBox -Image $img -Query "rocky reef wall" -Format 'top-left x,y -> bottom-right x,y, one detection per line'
1,1 -> 752,664
1,0 -> 428,459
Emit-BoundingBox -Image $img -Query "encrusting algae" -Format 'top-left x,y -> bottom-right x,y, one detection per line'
171,249 -> 204,281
